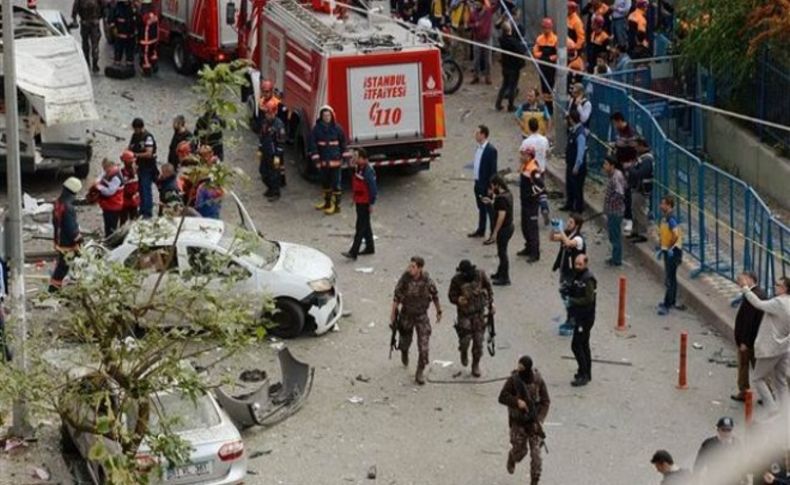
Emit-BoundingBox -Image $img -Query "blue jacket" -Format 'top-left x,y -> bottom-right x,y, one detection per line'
308,119 -> 348,168
475,142 -> 498,194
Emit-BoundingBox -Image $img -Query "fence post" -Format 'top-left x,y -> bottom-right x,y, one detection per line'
677,331 -> 689,389
694,162 -> 706,277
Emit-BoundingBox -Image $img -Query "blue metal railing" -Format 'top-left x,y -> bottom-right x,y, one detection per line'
584,77 -> 790,292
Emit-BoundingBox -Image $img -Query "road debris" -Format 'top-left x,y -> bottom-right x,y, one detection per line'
432,360 -> 453,368
249,450 -> 273,459
348,396 -> 364,404
367,465 -> 377,479
354,267 -> 374,274
30,465 -> 51,481
355,374 -> 371,383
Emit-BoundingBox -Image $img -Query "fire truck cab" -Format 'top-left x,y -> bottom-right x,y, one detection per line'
242,0 -> 445,176
155,0 -> 239,74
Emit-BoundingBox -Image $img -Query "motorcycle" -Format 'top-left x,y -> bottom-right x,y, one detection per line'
416,17 -> 463,95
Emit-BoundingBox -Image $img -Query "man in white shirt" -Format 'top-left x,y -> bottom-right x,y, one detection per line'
519,118 -> 551,224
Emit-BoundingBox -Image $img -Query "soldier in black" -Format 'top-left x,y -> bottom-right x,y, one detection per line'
498,355 -> 550,485
565,254 -> 596,386
448,260 -> 494,377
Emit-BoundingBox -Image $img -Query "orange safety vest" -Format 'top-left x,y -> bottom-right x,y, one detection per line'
628,9 -> 648,48
567,13 -> 585,50
568,53 -> 585,72
591,29 -> 610,47
532,32 -> 558,62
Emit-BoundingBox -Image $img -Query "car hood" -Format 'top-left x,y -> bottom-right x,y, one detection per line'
274,242 -> 334,282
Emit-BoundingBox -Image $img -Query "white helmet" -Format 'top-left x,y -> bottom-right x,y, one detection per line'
63,177 -> 83,194
417,17 -> 433,31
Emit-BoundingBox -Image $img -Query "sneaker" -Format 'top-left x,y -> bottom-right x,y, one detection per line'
623,219 -> 633,234
657,304 -> 669,316
341,251 -> 357,261
605,259 -> 622,267
516,248 -> 529,256
526,256 -> 540,264
359,248 -> 375,255
571,376 -> 590,387
492,278 -> 511,286
673,303 -> 687,311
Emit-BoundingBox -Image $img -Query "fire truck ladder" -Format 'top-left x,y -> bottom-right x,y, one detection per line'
266,0 -> 346,51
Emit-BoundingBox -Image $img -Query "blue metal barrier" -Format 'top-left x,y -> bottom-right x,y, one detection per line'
584,77 -> 790,291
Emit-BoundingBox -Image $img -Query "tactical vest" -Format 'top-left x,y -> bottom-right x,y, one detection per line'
459,271 -> 488,315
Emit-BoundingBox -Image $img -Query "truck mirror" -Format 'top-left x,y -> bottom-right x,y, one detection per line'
226,2 -> 237,25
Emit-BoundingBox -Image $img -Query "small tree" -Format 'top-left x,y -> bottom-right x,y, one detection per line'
0,62 -> 265,484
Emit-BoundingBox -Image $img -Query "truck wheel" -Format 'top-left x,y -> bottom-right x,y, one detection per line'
74,163 -> 90,179
268,299 -> 305,339
172,37 -> 197,75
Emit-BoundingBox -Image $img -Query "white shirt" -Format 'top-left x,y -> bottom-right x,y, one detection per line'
520,134 -> 550,172
473,141 -> 488,181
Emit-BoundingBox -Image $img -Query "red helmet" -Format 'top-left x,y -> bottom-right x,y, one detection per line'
120,150 -> 135,163
260,79 -> 274,92
541,17 -> 553,30
567,1 -> 578,11
593,15 -> 605,27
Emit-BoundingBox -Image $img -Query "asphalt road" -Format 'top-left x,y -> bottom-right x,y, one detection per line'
2,3 -> 751,484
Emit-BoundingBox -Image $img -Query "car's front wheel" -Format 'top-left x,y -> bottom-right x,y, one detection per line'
268,299 -> 305,339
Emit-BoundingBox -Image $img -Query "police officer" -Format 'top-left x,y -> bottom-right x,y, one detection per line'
448,260 -> 493,377
498,355 -> 550,485
391,256 -> 443,385
550,213 -> 585,334
49,177 -> 84,293
309,105 -> 349,215
565,253 -> 596,386
258,102 -> 286,201
72,0 -> 104,72
693,417 -> 742,484
128,118 -> 158,219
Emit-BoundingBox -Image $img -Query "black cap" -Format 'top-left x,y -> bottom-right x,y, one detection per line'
716,417 -> 734,430
456,259 -> 475,273
650,450 -> 674,465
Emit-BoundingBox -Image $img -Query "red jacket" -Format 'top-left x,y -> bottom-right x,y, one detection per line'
97,168 -> 124,212
121,165 -> 139,209
351,164 -> 378,205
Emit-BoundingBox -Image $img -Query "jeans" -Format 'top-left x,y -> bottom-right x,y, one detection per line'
663,247 -> 682,307
138,167 -> 158,219
474,187 -> 494,235
472,37 -> 492,77
495,224 -> 514,280
606,214 -> 623,264
612,17 -> 627,47
349,203 -> 374,255
496,68 -> 521,109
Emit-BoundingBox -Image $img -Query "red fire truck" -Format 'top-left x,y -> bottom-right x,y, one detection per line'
237,0 -> 445,176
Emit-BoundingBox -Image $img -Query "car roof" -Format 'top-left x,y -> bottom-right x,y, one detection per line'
124,217 -> 227,247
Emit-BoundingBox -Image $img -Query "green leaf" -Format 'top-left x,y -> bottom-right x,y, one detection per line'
88,441 -> 108,462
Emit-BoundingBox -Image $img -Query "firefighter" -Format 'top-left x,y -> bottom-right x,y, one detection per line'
49,178 -> 83,293
259,79 -> 291,177
308,105 -> 349,215
95,158 -> 125,238
258,101 -> 287,201
109,0 -> 136,69
518,145 -> 544,263
532,18 -> 558,116
567,39 -> 585,88
588,15 -> 610,73
72,0 -> 105,72
137,0 -> 159,76
119,150 -> 139,225
567,1 -> 585,51
628,0 -> 650,59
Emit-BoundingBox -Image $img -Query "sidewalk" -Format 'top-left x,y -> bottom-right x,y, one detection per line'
544,154 -> 741,342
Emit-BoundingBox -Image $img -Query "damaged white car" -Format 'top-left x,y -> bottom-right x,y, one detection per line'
95,195 -> 343,338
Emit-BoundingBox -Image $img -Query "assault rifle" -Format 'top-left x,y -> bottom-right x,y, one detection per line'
389,311 -> 400,359
486,311 -> 496,356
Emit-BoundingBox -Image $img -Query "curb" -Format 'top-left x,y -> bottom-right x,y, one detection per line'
543,159 -> 737,343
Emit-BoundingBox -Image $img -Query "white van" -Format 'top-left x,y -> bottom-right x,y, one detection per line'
0,6 -> 97,179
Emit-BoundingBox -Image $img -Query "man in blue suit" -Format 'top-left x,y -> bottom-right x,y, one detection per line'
468,125 -> 498,238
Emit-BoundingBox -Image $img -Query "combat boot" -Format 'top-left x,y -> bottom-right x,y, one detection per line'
471,357 -> 481,377
401,349 -> 409,367
314,190 -> 330,210
460,348 -> 469,367
415,366 -> 426,385
530,477 -> 540,485
324,192 -> 341,215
